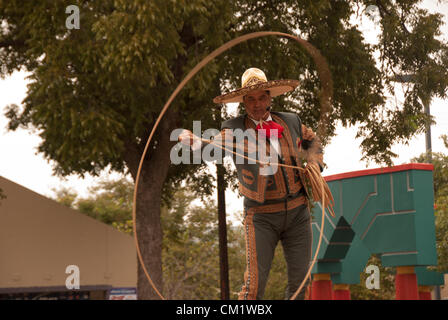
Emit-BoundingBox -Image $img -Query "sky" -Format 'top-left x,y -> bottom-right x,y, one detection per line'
0,1 -> 447,224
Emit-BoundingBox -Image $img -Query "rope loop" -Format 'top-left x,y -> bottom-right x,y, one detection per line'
132,31 -> 334,300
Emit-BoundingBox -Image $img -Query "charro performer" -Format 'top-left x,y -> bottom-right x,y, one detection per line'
179,68 -> 325,300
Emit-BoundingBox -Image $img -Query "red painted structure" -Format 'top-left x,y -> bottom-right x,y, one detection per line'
418,286 -> 432,300
333,284 -> 351,300
311,274 -> 333,300
395,266 -> 419,300
324,163 -> 434,182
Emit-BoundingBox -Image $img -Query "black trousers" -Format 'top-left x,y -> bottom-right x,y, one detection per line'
238,201 -> 312,300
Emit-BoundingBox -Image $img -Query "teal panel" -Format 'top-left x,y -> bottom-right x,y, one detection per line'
339,175 -> 378,226
313,262 -> 342,274
311,213 -> 353,261
330,217 -> 355,242
324,244 -> 351,260
415,266 -> 445,286
322,217 -> 355,260
328,180 -> 342,217
350,174 -> 393,237
392,171 -> 415,212
362,213 -> 416,253
311,203 -> 338,260
331,231 -> 355,242
312,166 -> 438,277
331,234 -> 371,284
381,253 -> 418,267
412,171 -> 438,265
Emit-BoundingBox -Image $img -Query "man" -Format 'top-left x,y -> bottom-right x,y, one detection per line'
179,68 -> 324,300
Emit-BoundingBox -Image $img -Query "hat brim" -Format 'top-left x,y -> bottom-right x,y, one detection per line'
213,79 -> 300,104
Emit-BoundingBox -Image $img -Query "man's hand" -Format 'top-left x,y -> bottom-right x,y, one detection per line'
178,129 -> 194,146
178,129 -> 203,149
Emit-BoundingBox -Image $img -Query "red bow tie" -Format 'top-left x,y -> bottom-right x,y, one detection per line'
256,120 -> 284,139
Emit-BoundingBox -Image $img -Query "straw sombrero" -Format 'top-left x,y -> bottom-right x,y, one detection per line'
213,68 -> 300,104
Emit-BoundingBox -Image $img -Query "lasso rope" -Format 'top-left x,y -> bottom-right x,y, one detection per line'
132,31 -> 334,300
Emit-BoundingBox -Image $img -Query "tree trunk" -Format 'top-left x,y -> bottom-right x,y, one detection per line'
216,163 -> 230,300
135,164 -> 167,300
126,108 -> 179,300
123,25 -> 196,298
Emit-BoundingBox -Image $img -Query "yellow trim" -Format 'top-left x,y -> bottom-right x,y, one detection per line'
313,273 -> 331,281
396,266 -> 415,274
333,284 -> 349,291
418,285 -> 432,292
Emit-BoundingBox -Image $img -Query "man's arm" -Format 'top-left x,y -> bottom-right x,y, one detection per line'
178,128 -> 238,163
179,128 -> 258,164
178,129 -> 232,150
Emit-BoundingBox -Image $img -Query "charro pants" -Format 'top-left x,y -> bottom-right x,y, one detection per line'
238,201 -> 312,300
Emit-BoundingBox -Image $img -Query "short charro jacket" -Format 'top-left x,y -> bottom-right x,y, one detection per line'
219,111 -> 324,205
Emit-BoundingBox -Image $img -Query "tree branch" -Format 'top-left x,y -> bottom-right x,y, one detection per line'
375,0 -> 411,34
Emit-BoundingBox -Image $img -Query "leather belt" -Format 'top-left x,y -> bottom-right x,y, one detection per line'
247,195 -> 307,214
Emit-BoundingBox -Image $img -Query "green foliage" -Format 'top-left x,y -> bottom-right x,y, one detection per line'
227,222 -> 247,299
76,177 -> 134,225
355,0 -> 448,165
412,152 -> 448,198
434,190 -> 448,272
412,137 -> 448,273
161,191 -> 222,299
350,254 -> 396,300
52,176 -> 134,228
263,246 -> 288,299
52,187 -> 78,208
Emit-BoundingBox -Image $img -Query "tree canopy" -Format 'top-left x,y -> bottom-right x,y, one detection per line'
2,1 -> 448,171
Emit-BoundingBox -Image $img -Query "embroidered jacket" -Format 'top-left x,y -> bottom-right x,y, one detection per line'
218,111 -> 324,205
